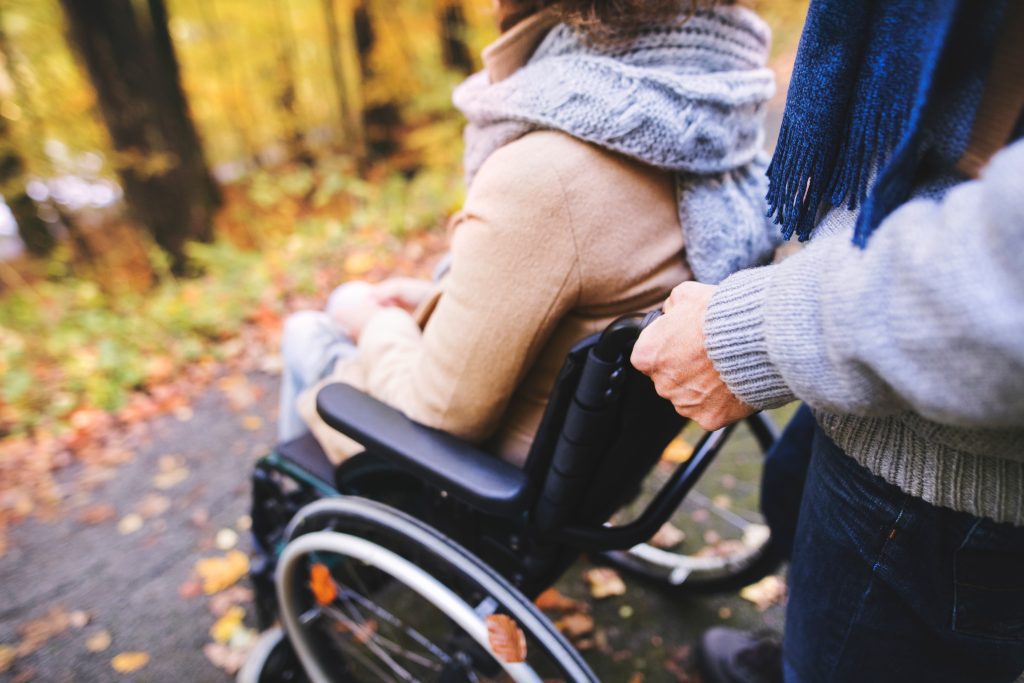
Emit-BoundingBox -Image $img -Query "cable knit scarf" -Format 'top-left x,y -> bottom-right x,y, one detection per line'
453,6 -> 778,284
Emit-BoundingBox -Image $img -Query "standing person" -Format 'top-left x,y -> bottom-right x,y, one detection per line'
279,0 -> 781,467
632,1 -> 1024,681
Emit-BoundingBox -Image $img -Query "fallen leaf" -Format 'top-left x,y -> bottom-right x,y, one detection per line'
16,606 -> 70,656
196,550 -> 249,594
117,514 -> 143,535
618,605 -> 634,619
68,611 -> 91,629
718,606 -> 733,619
210,606 -> 246,644
556,612 -> 594,639
152,466 -> 188,490
661,437 -> 694,463
190,509 -> 210,528
236,515 -> 252,531
534,588 -> 586,613
111,651 -> 149,673
203,642 -> 248,675
712,494 -> 733,510
344,251 -> 375,276
739,575 -> 787,612
78,504 -> 117,525
703,530 -> 722,546
178,579 -> 203,600
85,630 -> 112,653
208,587 -> 254,617
0,645 -> 14,673
695,539 -> 747,559
309,563 -> 337,606
690,508 -> 710,524
584,568 -> 626,599
135,494 -> 171,519
650,522 -> 686,549
628,673 -> 645,683
720,474 -> 737,490
217,375 -> 261,411
241,415 -> 263,431
215,528 -> 239,551
485,614 -> 527,663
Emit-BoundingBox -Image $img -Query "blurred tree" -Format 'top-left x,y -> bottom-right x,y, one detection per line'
437,0 -> 473,75
322,0 -> 366,162
270,0 -> 313,167
0,9 -> 53,257
58,0 -> 220,275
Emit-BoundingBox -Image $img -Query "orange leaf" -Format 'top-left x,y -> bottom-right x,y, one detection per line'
534,588 -> 586,614
309,563 -> 337,606
485,614 -> 527,663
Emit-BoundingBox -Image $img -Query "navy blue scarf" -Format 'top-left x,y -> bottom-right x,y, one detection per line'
768,0 -> 1011,245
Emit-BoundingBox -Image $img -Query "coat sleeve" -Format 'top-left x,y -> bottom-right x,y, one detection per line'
351,141 -> 581,442
703,139 -> 1024,429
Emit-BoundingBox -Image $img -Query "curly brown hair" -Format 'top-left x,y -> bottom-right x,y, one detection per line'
497,0 -> 730,34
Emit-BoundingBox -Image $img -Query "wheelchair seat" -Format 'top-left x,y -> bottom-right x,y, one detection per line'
274,432 -> 335,486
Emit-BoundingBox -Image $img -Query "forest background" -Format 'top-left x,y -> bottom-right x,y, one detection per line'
0,0 -> 808,555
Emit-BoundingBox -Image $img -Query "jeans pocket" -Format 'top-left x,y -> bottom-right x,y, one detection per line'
953,523 -> 1024,642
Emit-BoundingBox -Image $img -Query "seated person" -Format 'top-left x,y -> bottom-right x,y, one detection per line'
279,0 -> 779,465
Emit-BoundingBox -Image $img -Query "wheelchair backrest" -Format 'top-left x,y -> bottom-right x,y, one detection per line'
521,316 -> 684,534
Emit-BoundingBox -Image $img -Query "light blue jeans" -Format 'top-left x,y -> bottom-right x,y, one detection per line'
277,310 -> 357,442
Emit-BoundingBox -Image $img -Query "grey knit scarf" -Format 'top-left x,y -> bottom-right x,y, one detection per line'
453,6 -> 779,284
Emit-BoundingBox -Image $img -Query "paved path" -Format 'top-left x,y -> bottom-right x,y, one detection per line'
0,370 -> 784,682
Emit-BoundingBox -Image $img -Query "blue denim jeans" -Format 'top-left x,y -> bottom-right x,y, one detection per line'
784,428 -> 1024,683
277,310 -> 356,442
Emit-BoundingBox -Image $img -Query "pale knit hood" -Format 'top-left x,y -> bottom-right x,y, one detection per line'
453,6 -> 781,283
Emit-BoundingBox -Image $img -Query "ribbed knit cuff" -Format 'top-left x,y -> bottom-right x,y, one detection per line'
704,266 -> 795,410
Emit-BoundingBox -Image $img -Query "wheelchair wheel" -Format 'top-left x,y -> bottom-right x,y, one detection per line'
276,497 -> 595,682
599,413 -> 784,594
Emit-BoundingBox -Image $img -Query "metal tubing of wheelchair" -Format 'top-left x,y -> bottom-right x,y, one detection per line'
556,423 -> 737,551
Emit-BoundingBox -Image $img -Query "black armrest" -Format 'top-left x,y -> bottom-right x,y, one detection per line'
316,383 -> 531,518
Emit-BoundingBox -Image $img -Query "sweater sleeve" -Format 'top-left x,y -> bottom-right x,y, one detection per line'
353,141 -> 580,443
704,139 -> 1024,429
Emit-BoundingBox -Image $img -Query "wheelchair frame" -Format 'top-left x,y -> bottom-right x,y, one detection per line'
247,313 -> 779,680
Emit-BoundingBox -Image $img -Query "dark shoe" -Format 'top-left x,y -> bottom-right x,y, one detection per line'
699,627 -> 783,683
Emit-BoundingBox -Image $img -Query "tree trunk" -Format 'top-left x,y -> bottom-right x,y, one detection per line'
0,10 -> 53,257
322,0 -> 366,162
352,2 -> 403,160
437,0 -> 474,75
59,0 -> 220,275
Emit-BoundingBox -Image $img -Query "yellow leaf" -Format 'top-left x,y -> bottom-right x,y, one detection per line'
241,415 -> 263,431
343,251 -> 375,276
85,629 -> 112,653
486,614 -> 527,663
584,567 -> 626,599
209,606 -> 245,644
0,644 -> 15,673
196,550 -> 250,595
661,437 -> 694,463
111,651 -> 150,673
739,575 -> 787,612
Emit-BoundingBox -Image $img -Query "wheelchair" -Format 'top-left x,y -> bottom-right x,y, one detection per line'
241,312 -> 782,682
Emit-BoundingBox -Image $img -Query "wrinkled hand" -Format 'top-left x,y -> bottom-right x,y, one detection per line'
328,282 -> 383,342
631,282 -> 754,431
372,277 -> 434,314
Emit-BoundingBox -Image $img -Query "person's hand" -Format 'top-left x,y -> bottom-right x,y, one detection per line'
631,281 -> 755,431
328,281 -> 383,342
372,277 -> 433,314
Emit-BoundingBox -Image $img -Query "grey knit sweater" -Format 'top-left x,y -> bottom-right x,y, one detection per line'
705,140 -> 1024,526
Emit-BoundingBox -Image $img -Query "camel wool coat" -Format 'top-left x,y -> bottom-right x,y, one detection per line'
298,20 -> 691,466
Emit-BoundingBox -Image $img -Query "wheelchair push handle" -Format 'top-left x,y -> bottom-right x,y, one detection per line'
591,308 -> 661,364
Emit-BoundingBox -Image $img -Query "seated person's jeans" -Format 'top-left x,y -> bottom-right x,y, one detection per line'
278,310 -> 356,442
784,428 -> 1024,683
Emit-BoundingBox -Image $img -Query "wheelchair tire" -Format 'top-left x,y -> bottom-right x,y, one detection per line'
237,625 -> 309,683
597,412 -> 785,595
276,497 -> 596,682
597,530 -> 784,596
